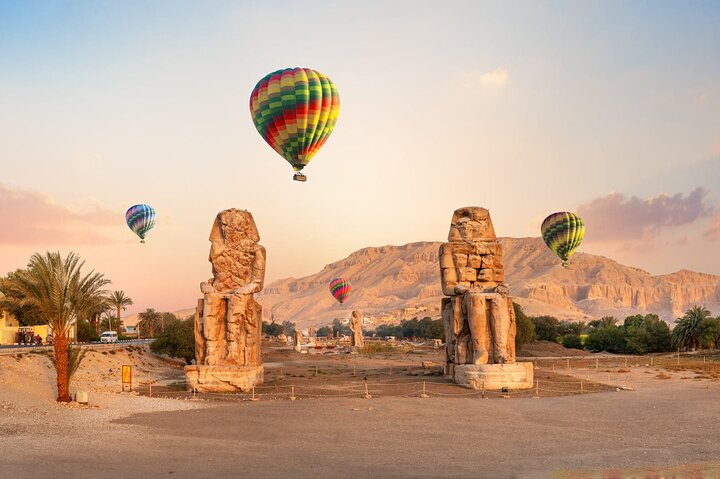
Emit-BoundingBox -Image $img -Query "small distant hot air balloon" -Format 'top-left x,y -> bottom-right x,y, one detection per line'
125,204 -> 156,244
329,278 -> 352,304
541,212 -> 585,267
249,67 -> 340,182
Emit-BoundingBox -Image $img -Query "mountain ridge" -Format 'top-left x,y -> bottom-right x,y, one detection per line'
256,238 -> 720,329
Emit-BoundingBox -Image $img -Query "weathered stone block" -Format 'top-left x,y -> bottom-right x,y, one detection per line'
454,254 -> 468,267
453,363 -> 533,390
439,254 -> 454,268
458,267 -> 477,282
468,255 -> 482,268
185,365 -> 264,393
477,268 -> 493,282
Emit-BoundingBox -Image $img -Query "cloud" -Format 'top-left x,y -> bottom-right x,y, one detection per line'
0,184 -> 119,245
461,67 -> 509,88
576,187 -> 713,243
705,212 -> 720,242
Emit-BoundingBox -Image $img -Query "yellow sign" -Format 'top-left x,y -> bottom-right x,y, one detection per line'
122,365 -> 132,385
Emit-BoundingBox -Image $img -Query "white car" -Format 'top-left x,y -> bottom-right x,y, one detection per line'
100,331 -> 118,343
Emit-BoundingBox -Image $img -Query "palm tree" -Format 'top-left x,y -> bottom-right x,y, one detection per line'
109,290 -> 133,335
672,306 -> 712,351
138,308 -> 162,338
0,252 -> 109,402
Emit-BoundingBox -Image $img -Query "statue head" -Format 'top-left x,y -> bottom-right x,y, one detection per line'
209,209 -> 260,262
448,207 -> 496,242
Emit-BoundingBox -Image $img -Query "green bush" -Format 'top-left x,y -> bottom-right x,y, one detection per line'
514,303 -> 535,350
150,318 -> 194,364
76,319 -> 100,343
561,333 -> 583,349
531,316 -> 560,342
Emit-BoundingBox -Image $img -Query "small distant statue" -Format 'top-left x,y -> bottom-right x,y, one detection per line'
308,327 -> 316,338
294,329 -> 303,352
349,310 -> 364,348
440,207 -> 517,372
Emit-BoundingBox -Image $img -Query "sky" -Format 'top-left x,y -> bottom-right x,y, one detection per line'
1,0 -> 719,315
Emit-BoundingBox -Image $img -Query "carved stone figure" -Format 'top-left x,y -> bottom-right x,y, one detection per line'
308,327 -> 316,338
294,329 -> 303,352
185,209 -> 266,392
349,310 -> 364,348
440,207 -> 532,389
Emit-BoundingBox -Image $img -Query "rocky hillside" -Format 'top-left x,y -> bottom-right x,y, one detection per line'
257,238 -> 720,329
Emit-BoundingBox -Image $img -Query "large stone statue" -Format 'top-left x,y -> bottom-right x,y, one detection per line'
185,209 -> 266,392
349,310 -> 364,348
440,207 -> 532,390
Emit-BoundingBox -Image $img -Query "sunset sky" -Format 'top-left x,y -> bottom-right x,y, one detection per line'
1,1 -> 719,315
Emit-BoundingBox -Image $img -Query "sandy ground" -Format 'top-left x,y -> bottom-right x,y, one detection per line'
1,344 -> 719,478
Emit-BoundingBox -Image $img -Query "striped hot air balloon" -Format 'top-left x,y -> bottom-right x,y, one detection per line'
541,212 -> 585,267
329,278 -> 352,304
249,67 -> 340,182
125,204 -> 156,244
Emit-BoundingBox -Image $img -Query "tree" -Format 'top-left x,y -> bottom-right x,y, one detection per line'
585,321 -> 626,353
262,320 -> 284,336
672,306 -> 712,351
561,334 -> 583,349
700,317 -> 720,349
0,252 -> 109,402
557,321 -> 586,336
76,318 -> 100,343
138,308 -> 163,338
623,314 -> 671,354
0,269 -> 45,326
109,291 -> 133,335
513,303 -> 535,350
282,320 -> 296,336
531,316 -> 560,342
150,317 -> 195,364
332,318 -> 352,337
100,314 -> 121,332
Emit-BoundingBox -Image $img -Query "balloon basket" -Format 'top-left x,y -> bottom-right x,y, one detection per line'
293,172 -> 307,182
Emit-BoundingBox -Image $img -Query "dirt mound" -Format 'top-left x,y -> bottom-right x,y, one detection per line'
519,341 -> 591,357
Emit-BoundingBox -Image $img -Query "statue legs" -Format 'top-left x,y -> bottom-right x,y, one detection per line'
227,293 -> 249,365
465,291 -> 491,365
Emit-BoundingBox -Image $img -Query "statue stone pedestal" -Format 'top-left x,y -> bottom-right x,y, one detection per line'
184,208 -> 266,393
185,365 -> 264,393
452,363 -> 533,390
439,207 -> 533,391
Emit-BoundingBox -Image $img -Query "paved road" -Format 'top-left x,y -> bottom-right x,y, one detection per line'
0,339 -> 153,354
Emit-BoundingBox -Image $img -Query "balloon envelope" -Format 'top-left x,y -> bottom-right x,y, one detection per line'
328,278 -> 352,304
126,204 -> 156,243
249,67 -> 340,173
541,212 -> 584,267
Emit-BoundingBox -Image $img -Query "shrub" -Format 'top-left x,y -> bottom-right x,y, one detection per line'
561,333 -> 583,349
514,303 -> 535,350
531,316 -> 560,342
150,318 -> 195,364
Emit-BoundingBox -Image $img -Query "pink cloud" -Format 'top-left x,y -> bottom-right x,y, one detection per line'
705,212 -> 720,242
0,184 -> 119,245
576,187 -> 713,243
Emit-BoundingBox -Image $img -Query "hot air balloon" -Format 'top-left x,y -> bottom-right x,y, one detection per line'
125,204 -> 156,244
541,212 -> 584,267
329,278 -> 352,304
249,67 -> 340,182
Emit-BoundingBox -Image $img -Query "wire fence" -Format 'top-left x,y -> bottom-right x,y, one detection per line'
136,374 -> 620,402
525,352 -> 720,376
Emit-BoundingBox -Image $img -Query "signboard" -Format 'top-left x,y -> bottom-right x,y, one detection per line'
121,365 -> 132,392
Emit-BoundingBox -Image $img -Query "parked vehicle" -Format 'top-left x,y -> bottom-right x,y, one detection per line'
100,331 -> 118,343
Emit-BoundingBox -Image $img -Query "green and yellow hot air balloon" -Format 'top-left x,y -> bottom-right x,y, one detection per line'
249,67 -> 340,182
541,212 -> 585,267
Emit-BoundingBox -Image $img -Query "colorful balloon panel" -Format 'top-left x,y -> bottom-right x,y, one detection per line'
125,204 -> 156,243
541,212 -> 584,267
329,278 -> 352,304
250,67 -> 340,172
